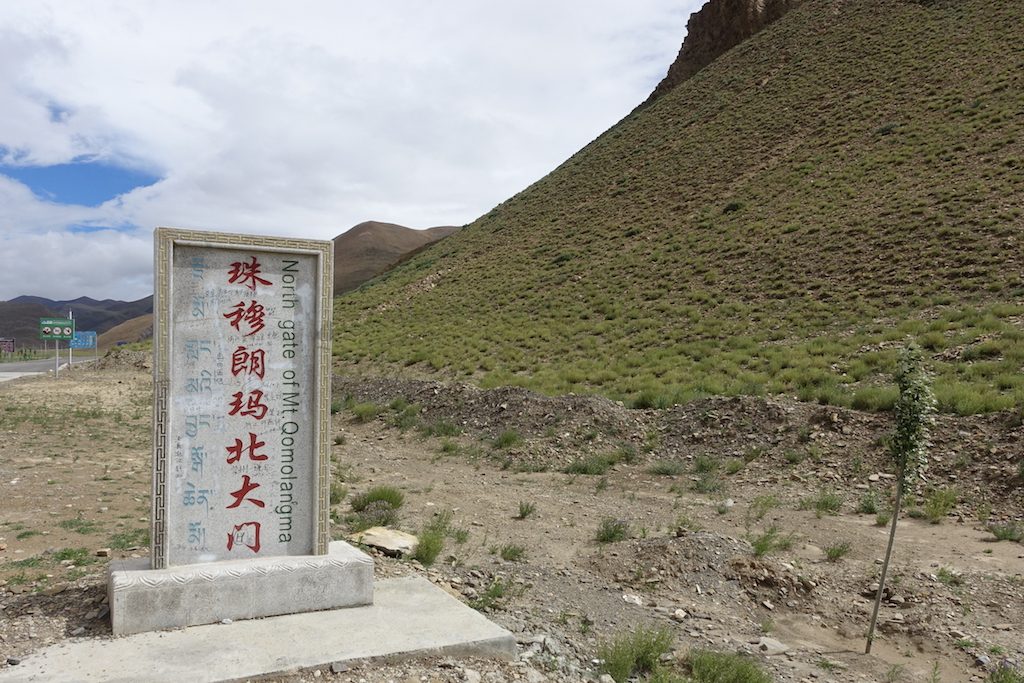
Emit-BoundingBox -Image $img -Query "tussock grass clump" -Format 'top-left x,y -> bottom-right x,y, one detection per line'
565,452 -> 620,475
596,518 -> 630,544
685,649 -> 772,683
411,529 -> 444,566
799,490 -> 842,517
350,402 -> 382,423
922,486 -> 957,523
349,485 -> 404,512
515,501 -> 536,519
493,430 -> 523,449
751,525 -> 794,557
498,543 -> 526,562
988,522 -> 1023,542
598,627 -> 673,683
824,540 -> 852,562
649,460 -> 685,476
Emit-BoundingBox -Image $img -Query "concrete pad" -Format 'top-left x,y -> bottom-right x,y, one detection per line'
108,541 -> 373,635
0,576 -> 516,683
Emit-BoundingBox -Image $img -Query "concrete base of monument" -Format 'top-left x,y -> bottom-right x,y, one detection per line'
108,541 -> 374,636
0,576 -> 517,683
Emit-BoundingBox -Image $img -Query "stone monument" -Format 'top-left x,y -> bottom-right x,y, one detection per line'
108,227 -> 373,636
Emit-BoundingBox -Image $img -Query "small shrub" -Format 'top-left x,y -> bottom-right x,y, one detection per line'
987,665 -> 1024,683
988,522 -> 1023,542
783,450 -> 805,465
330,400 -> 342,415
691,472 -> 724,494
347,500 -> 399,531
857,491 -> 880,515
824,540 -> 852,562
724,459 -> 745,475
649,460 -> 685,476
685,649 -> 772,683
922,486 -> 957,523
349,485 -> 404,512
746,495 -> 779,524
333,434 -> 345,445
515,501 -> 536,520
875,510 -> 893,527
493,430 -> 523,449
750,525 -> 794,557
565,453 -> 618,475
596,518 -> 629,544
598,627 -> 673,683
350,402 -> 381,423
799,490 -> 842,517
693,455 -> 718,473
499,543 -> 526,562
411,529 -> 444,566
936,567 -> 964,586
420,420 -> 461,437
389,404 -> 420,430
468,577 -> 523,611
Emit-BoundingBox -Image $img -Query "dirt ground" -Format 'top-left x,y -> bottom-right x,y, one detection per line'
1,360 -> 1022,682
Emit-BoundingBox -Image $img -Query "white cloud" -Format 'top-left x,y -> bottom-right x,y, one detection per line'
0,0 -> 699,301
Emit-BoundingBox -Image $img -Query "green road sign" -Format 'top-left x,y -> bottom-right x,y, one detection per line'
40,317 -> 75,340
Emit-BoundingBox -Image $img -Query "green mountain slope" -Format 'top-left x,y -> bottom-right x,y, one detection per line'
334,0 -> 1024,415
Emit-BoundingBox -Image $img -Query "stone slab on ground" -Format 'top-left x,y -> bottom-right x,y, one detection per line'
0,576 -> 516,683
108,541 -> 373,635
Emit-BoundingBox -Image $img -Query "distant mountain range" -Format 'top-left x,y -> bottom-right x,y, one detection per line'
0,222 -> 458,349
0,296 -> 153,349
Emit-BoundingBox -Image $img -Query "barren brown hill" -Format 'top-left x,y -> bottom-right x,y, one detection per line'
333,221 -> 458,294
98,313 -> 153,350
0,301 -> 57,350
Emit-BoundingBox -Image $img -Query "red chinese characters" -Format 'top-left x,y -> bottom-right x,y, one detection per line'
225,432 -> 268,463
226,522 -> 261,553
221,255 -> 273,556
231,345 -> 266,379
228,390 -> 269,420
223,301 -> 266,336
227,256 -> 272,292
226,475 -> 265,509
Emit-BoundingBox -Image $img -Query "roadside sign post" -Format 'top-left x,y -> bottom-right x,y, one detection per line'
70,331 -> 98,363
39,317 -> 75,378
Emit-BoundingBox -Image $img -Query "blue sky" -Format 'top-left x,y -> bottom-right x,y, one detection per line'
0,1 -> 700,301
0,159 -> 161,207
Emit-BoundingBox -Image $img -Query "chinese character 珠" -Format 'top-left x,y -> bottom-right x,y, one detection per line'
227,256 -> 272,292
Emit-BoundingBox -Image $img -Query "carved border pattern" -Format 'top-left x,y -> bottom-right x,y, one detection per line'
151,227 -> 334,567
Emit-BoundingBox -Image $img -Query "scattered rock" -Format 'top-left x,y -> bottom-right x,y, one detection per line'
350,527 -> 418,556
95,548 -> 111,557
757,636 -> 789,655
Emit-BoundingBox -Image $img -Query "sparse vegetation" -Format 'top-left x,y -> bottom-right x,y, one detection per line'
498,543 -> 526,562
922,486 -> 957,523
350,402 -> 382,423
799,490 -> 842,517
597,627 -> 673,683
515,501 -> 536,520
349,485 -> 404,512
493,430 -> 523,449
411,529 -> 444,566
988,522 -> 1023,542
596,518 -> 630,544
750,525 -> 794,557
824,540 -> 852,562
649,460 -> 685,476
684,650 -> 772,683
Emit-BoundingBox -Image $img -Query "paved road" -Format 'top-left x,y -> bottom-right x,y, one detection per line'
0,357 -> 96,382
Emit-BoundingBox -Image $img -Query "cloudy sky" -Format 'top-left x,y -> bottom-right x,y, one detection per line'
0,1 -> 697,302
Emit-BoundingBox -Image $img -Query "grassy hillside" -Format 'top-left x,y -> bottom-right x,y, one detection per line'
333,0 -> 1024,415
